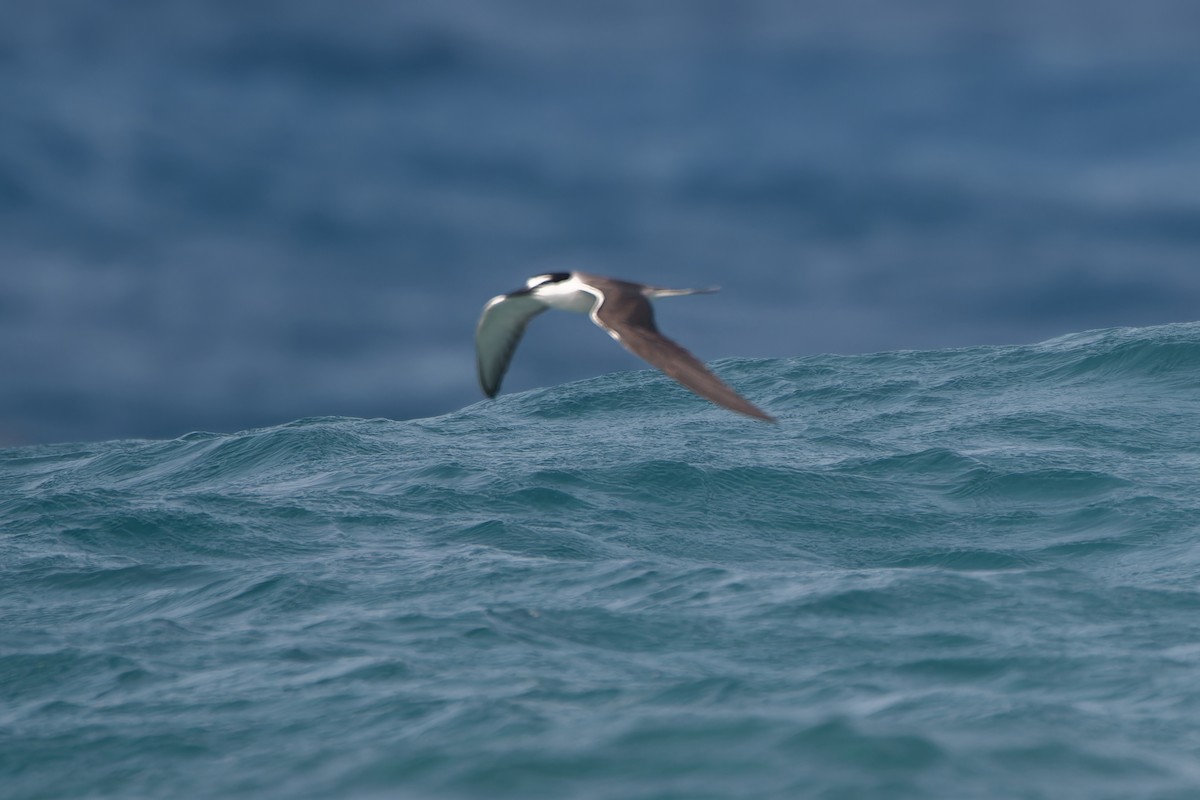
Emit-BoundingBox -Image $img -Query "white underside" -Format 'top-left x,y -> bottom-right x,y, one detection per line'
533,275 -> 604,314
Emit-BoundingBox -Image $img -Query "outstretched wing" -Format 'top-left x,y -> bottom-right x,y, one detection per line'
588,281 -> 775,422
475,293 -> 548,397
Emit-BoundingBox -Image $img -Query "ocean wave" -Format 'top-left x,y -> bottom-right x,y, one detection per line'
4,322 -> 1200,798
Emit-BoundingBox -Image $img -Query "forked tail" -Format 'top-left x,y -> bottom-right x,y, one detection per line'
643,285 -> 720,299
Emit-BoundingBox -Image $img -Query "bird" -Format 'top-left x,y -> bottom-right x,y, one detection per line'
475,271 -> 775,421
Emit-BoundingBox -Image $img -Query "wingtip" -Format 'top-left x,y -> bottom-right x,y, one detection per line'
477,370 -> 499,399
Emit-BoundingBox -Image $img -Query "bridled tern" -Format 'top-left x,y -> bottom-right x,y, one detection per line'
475,271 -> 775,421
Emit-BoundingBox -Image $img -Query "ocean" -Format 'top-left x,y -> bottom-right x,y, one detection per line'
4,0 -> 1200,445
4,322 -> 1200,798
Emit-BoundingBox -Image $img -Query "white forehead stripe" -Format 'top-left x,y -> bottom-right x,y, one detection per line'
525,273 -> 572,289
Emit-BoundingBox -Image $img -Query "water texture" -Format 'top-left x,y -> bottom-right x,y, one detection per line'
4,322 -> 1200,798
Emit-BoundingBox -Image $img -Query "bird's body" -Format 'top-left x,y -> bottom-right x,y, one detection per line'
475,271 -> 775,421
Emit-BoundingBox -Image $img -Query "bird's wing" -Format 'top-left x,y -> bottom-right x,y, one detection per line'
475,293 -> 548,397
588,281 -> 775,422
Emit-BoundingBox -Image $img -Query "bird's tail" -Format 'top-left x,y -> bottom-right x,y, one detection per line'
643,285 -> 720,299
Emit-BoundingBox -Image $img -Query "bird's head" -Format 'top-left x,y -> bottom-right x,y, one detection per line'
524,272 -> 571,290
506,272 -> 572,297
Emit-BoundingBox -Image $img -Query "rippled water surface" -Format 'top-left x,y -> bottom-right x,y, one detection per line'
5,323 -> 1200,798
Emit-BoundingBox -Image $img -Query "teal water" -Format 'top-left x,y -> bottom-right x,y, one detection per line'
4,323 -> 1200,799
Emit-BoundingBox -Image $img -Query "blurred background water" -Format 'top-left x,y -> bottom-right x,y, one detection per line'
3,0 -> 1200,445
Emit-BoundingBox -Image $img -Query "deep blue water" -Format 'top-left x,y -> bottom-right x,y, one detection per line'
4,322 -> 1200,798
3,0 -> 1200,445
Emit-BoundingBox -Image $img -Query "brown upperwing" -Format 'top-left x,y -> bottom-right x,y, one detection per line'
589,279 -> 775,422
